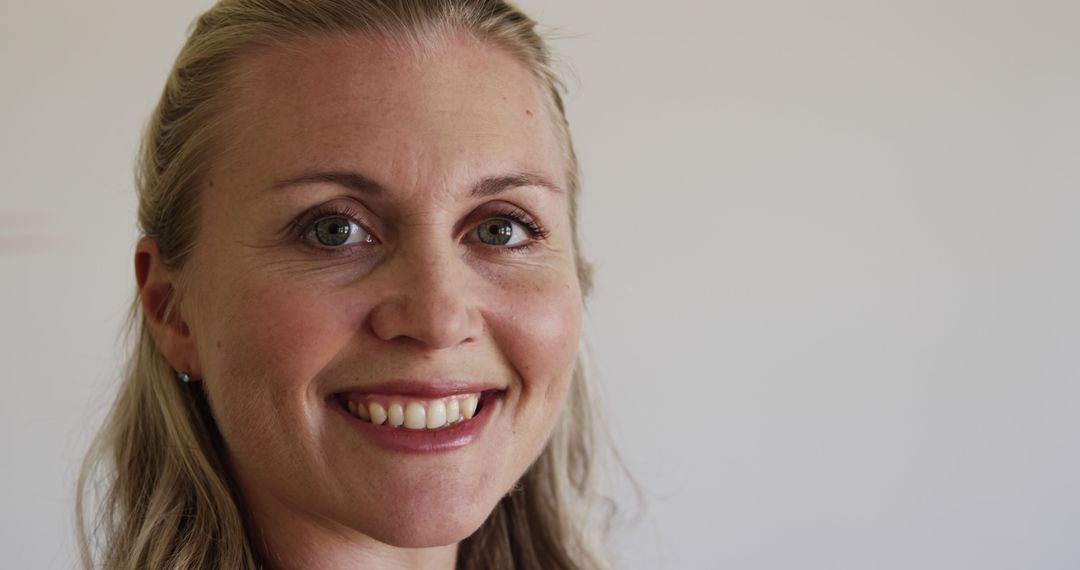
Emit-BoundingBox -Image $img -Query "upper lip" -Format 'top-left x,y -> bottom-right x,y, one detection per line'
333,379 -> 505,399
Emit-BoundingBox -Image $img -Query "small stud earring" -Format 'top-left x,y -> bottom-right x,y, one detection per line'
177,371 -> 191,383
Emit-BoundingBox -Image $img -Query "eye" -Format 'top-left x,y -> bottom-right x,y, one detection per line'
309,216 -> 373,247
476,218 -> 529,247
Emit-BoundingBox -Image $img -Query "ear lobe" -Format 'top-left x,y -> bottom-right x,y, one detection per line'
135,236 -> 202,379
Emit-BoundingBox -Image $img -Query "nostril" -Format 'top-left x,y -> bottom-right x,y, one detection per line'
367,295 -> 479,349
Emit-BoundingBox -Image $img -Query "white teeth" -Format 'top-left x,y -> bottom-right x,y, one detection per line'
461,395 -> 478,419
427,400 -> 447,429
387,403 -> 404,427
446,399 -> 461,423
404,401 -> 426,429
344,393 -> 487,428
369,402 -> 387,425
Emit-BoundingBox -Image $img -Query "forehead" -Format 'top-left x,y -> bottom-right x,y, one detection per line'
213,30 -> 566,195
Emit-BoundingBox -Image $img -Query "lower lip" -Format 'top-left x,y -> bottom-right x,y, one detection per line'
331,394 -> 500,454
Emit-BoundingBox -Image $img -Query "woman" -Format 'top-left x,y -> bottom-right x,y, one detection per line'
77,0 -> 609,568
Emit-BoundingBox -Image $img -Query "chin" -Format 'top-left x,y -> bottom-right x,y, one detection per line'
354,493 -> 500,549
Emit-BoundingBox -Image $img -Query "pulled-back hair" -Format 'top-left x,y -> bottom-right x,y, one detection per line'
77,1 -> 607,568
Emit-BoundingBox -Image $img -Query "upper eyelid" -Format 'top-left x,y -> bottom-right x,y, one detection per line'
295,198 -> 536,222
460,204 -> 548,241
293,201 -> 375,233
466,202 -> 544,228
292,199 -> 547,244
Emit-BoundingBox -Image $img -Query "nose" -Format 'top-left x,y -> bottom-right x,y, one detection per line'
367,242 -> 481,350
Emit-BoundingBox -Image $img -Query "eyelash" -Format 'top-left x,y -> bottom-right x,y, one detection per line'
290,203 -> 550,256
487,206 -> 551,246
290,203 -> 371,256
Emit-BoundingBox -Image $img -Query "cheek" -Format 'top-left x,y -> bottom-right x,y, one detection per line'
213,280 -> 343,376
192,273 -> 352,443
487,275 -> 582,400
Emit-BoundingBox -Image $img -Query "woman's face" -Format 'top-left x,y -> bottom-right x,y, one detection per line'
179,32 -> 581,550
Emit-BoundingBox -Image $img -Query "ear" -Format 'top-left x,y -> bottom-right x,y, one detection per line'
135,236 -> 203,380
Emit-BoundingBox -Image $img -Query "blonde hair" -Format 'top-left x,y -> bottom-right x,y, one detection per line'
77,1 -> 609,568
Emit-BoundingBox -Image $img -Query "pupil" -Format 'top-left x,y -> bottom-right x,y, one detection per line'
480,219 -> 512,245
316,218 -> 352,246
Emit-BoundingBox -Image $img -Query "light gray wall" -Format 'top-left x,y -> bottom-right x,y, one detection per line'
2,1 -> 1077,568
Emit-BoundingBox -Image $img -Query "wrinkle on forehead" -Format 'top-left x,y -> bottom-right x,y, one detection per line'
209,28 -> 567,200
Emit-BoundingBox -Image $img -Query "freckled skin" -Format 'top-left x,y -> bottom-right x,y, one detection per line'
177,32 -> 582,567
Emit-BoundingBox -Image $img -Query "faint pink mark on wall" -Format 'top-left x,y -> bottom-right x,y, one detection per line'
0,213 -> 64,254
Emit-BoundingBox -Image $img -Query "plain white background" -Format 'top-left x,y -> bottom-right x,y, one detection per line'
2,0 -> 1078,568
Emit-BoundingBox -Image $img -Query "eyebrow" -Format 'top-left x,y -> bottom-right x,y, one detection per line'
269,170 -> 563,197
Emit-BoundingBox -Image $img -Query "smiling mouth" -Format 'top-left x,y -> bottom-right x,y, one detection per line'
336,390 -> 500,430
